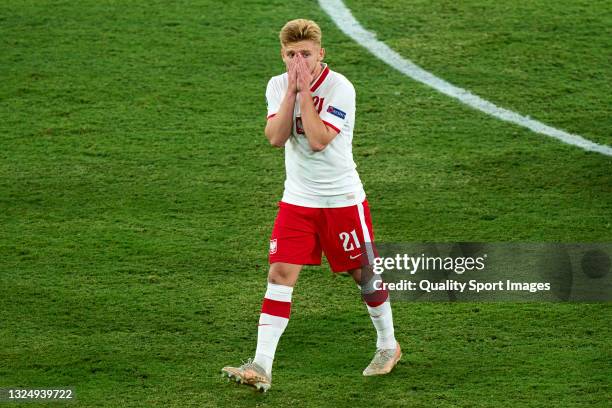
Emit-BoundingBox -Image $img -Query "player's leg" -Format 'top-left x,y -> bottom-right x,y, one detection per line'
255,202 -> 321,378
347,267 -> 401,376
253,262 -> 301,377
222,262 -> 301,391
320,200 -> 400,375
222,202 -> 321,391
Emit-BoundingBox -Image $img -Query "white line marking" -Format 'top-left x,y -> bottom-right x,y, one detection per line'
318,0 -> 612,157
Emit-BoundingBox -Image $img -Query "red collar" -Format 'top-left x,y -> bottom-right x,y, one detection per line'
310,64 -> 330,93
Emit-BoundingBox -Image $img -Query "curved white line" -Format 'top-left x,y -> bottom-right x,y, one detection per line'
318,0 -> 612,157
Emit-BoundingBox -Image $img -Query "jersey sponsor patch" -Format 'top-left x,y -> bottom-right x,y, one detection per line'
327,105 -> 346,119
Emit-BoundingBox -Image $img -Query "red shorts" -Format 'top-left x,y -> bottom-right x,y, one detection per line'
268,200 -> 376,272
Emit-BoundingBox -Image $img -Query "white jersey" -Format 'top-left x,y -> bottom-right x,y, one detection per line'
265,64 -> 366,208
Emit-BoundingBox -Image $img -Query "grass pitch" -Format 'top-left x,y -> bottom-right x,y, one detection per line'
0,0 -> 610,407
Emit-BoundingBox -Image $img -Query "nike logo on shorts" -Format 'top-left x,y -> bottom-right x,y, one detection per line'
349,253 -> 363,260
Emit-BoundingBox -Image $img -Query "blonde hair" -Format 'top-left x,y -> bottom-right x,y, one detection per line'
279,19 -> 322,47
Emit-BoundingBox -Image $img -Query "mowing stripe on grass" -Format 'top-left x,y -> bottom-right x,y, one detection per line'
319,0 -> 612,157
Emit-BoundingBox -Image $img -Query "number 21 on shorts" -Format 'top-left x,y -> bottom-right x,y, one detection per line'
339,229 -> 361,252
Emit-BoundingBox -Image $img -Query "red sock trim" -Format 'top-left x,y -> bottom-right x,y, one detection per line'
363,289 -> 389,308
261,298 -> 291,319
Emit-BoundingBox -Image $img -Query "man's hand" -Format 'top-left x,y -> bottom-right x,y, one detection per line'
287,57 -> 298,95
266,57 -> 299,147
295,54 -> 313,93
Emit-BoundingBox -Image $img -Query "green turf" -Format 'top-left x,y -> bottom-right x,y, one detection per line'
0,0 -> 610,407
346,0 -> 612,146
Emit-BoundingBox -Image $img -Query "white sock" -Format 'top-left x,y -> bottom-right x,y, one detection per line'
254,282 -> 293,375
359,277 -> 397,350
366,301 -> 397,350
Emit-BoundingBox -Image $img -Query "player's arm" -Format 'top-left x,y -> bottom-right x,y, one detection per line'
296,55 -> 339,152
265,93 -> 295,147
265,60 -> 298,147
298,92 -> 338,152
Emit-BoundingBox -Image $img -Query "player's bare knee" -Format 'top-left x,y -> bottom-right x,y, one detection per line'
267,270 -> 287,285
267,263 -> 298,286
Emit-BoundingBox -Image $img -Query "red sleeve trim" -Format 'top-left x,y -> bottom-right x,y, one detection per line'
267,113 -> 277,119
322,120 -> 340,134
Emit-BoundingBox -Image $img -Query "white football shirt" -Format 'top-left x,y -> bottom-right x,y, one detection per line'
265,64 -> 366,208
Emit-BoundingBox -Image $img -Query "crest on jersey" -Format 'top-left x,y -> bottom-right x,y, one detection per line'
327,105 -> 346,119
295,117 -> 305,134
269,239 -> 278,254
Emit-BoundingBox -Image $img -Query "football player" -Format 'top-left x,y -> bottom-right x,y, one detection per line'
222,19 -> 400,392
